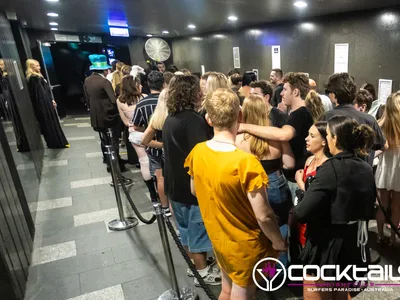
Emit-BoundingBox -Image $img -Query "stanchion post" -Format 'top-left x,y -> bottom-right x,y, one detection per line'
154,202 -> 198,300
106,128 -> 138,231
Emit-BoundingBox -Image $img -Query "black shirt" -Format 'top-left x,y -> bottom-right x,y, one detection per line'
321,104 -> 386,165
287,106 -> 314,175
132,93 -> 162,158
163,110 -> 211,205
271,83 -> 284,107
269,107 -> 288,128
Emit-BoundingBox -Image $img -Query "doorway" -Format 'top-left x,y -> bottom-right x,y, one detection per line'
36,42 -> 131,116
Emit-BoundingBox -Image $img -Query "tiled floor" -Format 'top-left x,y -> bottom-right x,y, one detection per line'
22,115 -> 400,300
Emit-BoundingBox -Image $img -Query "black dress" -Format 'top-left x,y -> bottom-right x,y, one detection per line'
0,73 -> 30,151
27,75 -> 69,149
293,152 -> 376,280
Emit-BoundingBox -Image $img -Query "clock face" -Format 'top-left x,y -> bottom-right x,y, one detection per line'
145,38 -> 171,62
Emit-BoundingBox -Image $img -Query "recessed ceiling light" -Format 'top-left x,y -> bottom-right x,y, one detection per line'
45,0 -> 59,2
49,22 -> 58,26
162,31 -> 169,34
192,37 -> 202,41
294,1 -> 307,8
300,22 -> 315,30
47,12 -> 59,17
188,24 -> 196,29
146,34 -> 153,37
228,16 -> 238,21
50,28 -> 58,31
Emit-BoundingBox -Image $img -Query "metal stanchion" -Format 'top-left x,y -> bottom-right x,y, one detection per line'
154,202 -> 198,300
106,129 -> 138,231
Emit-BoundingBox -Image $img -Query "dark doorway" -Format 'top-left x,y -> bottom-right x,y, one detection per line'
42,42 -> 130,115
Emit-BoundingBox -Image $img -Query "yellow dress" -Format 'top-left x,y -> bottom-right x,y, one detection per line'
184,142 -> 278,287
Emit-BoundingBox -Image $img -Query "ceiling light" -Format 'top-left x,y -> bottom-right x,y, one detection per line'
214,34 -> 225,38
188,24 -> 196,29
162,31 -> 169,34
300,22 -> 315,30
45,0 -> 59,2
294,1 -> 307,8
146,34 -> 153,37
249,29 -> 262,36
49,22 -> 58,26
47,12 -> 59,17
50,28 -> 58,31
192,37 -> 202,41
381,12 -> 398,23
228,16 -> 238,21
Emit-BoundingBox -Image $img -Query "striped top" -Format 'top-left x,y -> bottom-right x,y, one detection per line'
132,93 -> 162,158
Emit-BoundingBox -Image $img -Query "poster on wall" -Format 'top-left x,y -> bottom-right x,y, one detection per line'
334,43 -> 349,73
233,47 -> 240,68
201,65 -> 205,75
271,46 -> 281,69
252,69 -> 259,81
378,79 -> 392,101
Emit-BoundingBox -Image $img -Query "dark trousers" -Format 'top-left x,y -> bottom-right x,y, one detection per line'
98,122 -> 121,166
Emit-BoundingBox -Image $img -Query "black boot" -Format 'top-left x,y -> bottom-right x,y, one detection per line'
144,178 -> 158,203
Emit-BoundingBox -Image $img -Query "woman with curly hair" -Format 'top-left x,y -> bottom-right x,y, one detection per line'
305,90 -> 325,123
162,75 -> 221,286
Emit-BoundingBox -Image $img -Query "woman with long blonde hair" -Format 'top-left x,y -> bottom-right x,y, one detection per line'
112,61 -> 124,92
141,88 -> 170,214
375,92 -> 400,246
305,90 -> 325,123
236,94 -> 294,267
25,59 -> 69,148
200,72 -> 229,136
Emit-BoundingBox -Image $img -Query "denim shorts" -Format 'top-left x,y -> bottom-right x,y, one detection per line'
170,201 -> 213,253
148,153 -> 162,177
267,171 -> 292,226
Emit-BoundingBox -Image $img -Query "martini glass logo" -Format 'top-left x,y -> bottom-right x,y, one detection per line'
252,258 -> 287,292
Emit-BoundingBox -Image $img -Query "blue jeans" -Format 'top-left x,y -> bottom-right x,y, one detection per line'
267,171 -> 291,268
170,201 -> 213,253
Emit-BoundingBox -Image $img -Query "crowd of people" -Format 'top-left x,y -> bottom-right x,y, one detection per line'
82,53 -> 400,300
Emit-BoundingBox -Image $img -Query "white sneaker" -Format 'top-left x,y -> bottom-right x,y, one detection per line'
187,257 -> 216,277
194,266 -> 222,286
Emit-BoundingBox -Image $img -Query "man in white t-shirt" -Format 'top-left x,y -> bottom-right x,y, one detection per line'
309,78 -> 333,111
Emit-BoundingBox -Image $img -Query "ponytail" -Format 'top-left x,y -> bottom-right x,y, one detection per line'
328,116 -> 375,156
305,90 -> 325,123
352,124 -> 374,156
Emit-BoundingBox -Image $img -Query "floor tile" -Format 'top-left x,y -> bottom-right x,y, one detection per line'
31,241 -> 77,266
70,177 -> 110,189
68,136 -> 96,141
85,152 -> 103,158
29,197 -> 72,212
68,284 -> 124,300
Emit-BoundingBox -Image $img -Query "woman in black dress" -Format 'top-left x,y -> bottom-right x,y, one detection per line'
294,116 -> 376,300
26,59 -> 69,149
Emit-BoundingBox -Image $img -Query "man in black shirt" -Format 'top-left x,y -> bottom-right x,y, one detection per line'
163,75 -> 221,286
132,71 -> 166,204
270,68 -> 284,108
250,80 -> 288,128
239,72 -> 313,184
321,73 -> 386,165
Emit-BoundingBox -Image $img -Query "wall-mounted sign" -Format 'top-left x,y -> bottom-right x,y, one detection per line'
233,47 -> 240,68
54,34 -> 80,42
13,61 -> 23,90
109,27 -> 129,37
271,45 -> 281,69
334,43 -> 349,73
82,36 -> 102,43
378,79 -> 392,101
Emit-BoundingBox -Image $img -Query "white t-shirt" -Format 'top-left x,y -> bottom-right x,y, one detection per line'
319,94 -> 333,112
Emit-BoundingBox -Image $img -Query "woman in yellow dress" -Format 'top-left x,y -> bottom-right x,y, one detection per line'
185,88 -> 286,300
